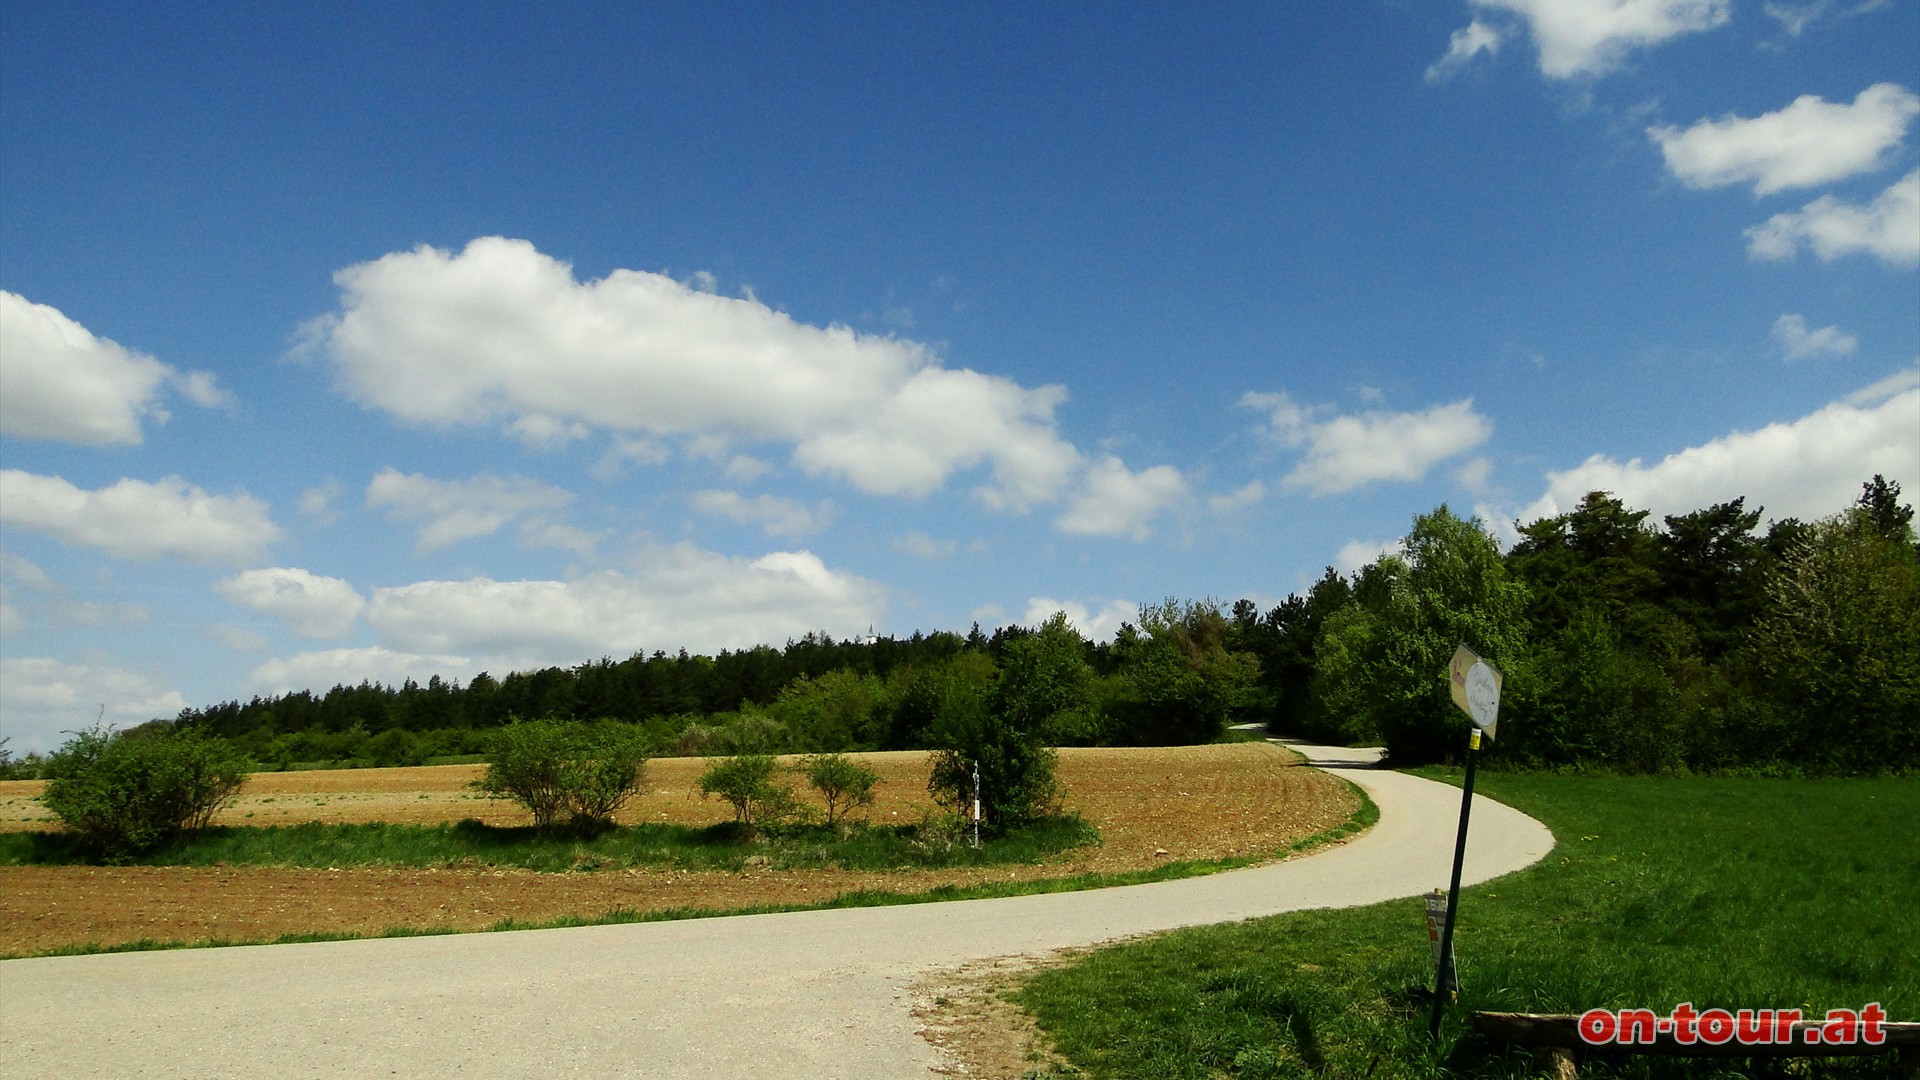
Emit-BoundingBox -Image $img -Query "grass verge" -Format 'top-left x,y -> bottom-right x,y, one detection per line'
1014,770 -> 1918,1079
0,779 -> 1376,960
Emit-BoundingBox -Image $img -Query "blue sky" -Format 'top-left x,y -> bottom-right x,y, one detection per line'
3,1 -> 1917,752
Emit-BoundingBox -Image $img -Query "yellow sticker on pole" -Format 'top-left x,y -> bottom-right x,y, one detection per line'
1447,644 -> 1501,741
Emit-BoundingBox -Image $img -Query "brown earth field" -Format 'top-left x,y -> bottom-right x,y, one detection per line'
0,742 -> 1360,957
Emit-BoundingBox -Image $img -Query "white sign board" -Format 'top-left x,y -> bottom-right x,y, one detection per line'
1447,645 -> 1501,740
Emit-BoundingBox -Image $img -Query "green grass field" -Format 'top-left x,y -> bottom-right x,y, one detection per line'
1016,770 -> 1918,1079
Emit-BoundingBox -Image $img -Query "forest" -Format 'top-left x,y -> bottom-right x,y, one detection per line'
19,476 -> 1913,777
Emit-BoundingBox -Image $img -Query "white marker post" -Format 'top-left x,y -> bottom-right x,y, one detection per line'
1430,644 -> 1501,1040
971,760 -> 981,849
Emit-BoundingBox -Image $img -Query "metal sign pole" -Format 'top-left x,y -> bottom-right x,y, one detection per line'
1429,727 -> 1481,1040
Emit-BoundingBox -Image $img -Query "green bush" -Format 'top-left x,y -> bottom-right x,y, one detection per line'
803,753 -> 880,825
698,753 -> 797,829
38,725 -> 248,859
926,668 -> 1060,835
473,718 -> 648,830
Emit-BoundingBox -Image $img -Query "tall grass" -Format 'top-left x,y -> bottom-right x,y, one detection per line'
1016,771 -> 1918,1079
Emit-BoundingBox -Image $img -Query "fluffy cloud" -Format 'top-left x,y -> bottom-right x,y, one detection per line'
1242,392 -> 1494,496
213,567 -> 366,639
691,490 -> 834,539
0,471 -> 281,563
1426,20 -> 1505,83
357,545 -> 884,670
1763,0 -> 1893,37
1745,169 -> 1920,266
1455,456 -> 1496,493
298,480 -> 344,526
0,291 -> 229,445
1460,0 -> 1730,80
365,469 -> 576,551
1021,597 -> 1139,644
1334,538 -> 1407,574
1207,481 -> 1267,513
1053,456 -> 1188,540
1515,369 -> 1919,525
308,237 -> 1082,509
0,657 -> 188,754
1771,314 -> 1858,360
1649,84 -> 1920,196
246,646 -> 478,697
245,546 -> 887,695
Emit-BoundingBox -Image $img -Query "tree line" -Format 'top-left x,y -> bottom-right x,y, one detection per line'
11,476 -> 1907,777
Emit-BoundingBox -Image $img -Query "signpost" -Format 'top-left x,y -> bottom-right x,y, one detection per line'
971,760 -> 982,849
1430,645 -> 1500,1040
1424,889 -> 1456,994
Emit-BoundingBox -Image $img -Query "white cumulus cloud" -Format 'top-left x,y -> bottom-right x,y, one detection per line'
357,544 -> 885,671
298,480 -> 344,526
246,647 -> 478,697
1771,314 -> 1858,360
0,291 -> 229,445
213,567 -> 367,639
308,237 -> 1081,509
1515,368 -> 1919,525
1763,0 -> 1893,37
1745,169 -> 1920,266
1021,597 -> 1140,644
1053,456 -> 1188,540
0,657 -> 188,754
1466,0 -> 1730,80
365,469 -> 576,551
1207,481 -> 1267,514
1241,392 -> 1494,496
1334,538 -> 1407,575
0,470 -> 281,563
1426,20 -> 1506,83
1649,83 -> 1920,196
692,490 -> 834,539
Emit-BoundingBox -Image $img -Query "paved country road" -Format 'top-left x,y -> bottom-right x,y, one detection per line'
0,744 -> 1553,1078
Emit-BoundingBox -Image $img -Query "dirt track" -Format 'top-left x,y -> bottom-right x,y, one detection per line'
0,742 -> 1357,955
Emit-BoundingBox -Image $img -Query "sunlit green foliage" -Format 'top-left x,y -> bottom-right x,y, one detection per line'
698,753 -> 797,829
39,726 -> 248,859
803,753 -> 881,826
473,717 -> 648,830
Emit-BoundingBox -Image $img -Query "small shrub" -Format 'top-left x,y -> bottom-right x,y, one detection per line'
473,718 -> 648,831
38,725 -> 248,859
698,754 -> 797,830
926,674 -> 1060,835
803,753 -> 881,826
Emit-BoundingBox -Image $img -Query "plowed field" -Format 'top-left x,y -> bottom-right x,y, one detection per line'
0,741 -> 1358,955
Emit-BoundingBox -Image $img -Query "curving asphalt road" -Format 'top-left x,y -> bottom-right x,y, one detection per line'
0,743 -> 1553,1078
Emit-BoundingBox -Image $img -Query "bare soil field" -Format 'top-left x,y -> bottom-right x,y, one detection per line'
0,742 -> 1358,956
